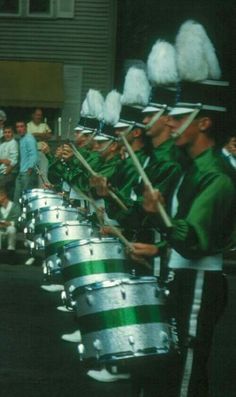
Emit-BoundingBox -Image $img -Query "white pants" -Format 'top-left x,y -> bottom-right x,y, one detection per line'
0,225 -> 17,250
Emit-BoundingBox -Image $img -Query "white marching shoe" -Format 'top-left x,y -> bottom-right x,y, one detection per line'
40,284 -> 64,292
25,257 -> 35,266
56,305 -> 73,313
61,330 -> 82,343
87,367 -> 130,382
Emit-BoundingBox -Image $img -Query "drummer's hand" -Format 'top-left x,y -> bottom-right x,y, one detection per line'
143,185 -> 165,213
225,137 -> 236,156
40,142 -> 50,154
96,178 -> 109,197
43,182 -> 54,189
130,243 -> 159,258
62,144 -> 74,160
100,225 -> 123,236
89,175 -> 106,188
55,146 -> 63,159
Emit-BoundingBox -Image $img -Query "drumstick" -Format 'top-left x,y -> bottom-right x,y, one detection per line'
65,117 -> 72,141
70,143 -> 97,176
71,182 -> 151,270
70,184 -> 105,227
58,117 -> 62,140
120,132 -> 172,228
108,225 -> 152,270
172,106 -> 201,138
70,143 -> 128,211
35,165 -> 51,187
144,107 -> 167,130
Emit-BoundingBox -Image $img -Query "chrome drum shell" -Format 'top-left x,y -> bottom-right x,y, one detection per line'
76,277 -> 179,363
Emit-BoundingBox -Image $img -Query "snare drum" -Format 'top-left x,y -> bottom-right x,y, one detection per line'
44,220 -> 94,275
19,191 -> 63,228
33,206 -> 84,250
59,237 -> 130,299
24,195 -> 65,217
20,188 -> 56,205
75,277 -> 178,363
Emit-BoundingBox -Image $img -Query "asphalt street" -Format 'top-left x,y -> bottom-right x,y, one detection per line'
0,259 -> 236,397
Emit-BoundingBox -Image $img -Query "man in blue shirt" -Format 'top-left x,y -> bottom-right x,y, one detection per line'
13,120 -> 38,203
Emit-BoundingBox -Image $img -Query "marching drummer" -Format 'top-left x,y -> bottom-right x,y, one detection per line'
129,20 -> 236,397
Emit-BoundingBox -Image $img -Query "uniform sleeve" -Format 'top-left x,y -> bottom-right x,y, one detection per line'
165,175 -> 236,258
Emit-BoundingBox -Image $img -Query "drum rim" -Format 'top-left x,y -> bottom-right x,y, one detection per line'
45,220 -> 92,232
61,236 -> 123,250
22,188 -> 55,195
26,195 -> 64,203
35,205 -> 77,214
80,276 -> 158,293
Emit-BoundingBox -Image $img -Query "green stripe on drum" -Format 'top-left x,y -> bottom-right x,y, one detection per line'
45,240 -> 76,256
78,305 -> 168,333
62,259 -> 129,281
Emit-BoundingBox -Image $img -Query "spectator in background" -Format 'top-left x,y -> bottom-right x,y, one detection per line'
0,188 -> 21,252
0,109 -> 7,141
0,126 -> 18,199
222,135 -> 236,169
27,108 -> 52,187
13,120 -> 38,203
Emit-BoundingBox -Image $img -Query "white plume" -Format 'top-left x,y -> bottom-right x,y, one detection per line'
175,20 -> 221,81
87,89 -> 104,120
80,97 -> 89,116
103,90 -> 122,125
147,39 -> 179,85
121,67 -> 151,106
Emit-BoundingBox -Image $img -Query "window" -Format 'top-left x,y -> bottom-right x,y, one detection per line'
0,0 -> 20,15
0,0 -> 74,18
27,0 -> 52,17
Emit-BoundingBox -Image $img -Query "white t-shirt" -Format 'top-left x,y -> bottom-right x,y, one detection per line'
27,121 -> 51,134
0,139 -> 18,174
27,121 -> 52,149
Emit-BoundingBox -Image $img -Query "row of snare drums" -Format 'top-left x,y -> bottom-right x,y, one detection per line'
19,188 -> 179,365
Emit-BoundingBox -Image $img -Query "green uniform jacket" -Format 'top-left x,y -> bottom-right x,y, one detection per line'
151,148 -> 236,258
106,139 -> 184,229
68,152 -> 119,195
110,147 -> 149,199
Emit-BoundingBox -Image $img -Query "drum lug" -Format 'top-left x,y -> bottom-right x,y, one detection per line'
86,294 -> 94,306
64,252 -> 71,261
42,262 -> 47,274
164,288 -> 170,297
69,284 -> 76,293
128,335 -> 135,348
56,258 -> 62,268
93,338 -> 102,357
121,286 -> 126,299
70,300 -> 77,309
77,343 -> 85,360
160,331 -> 170,349
46,233 -> 51,242
61,290 -> 67,302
